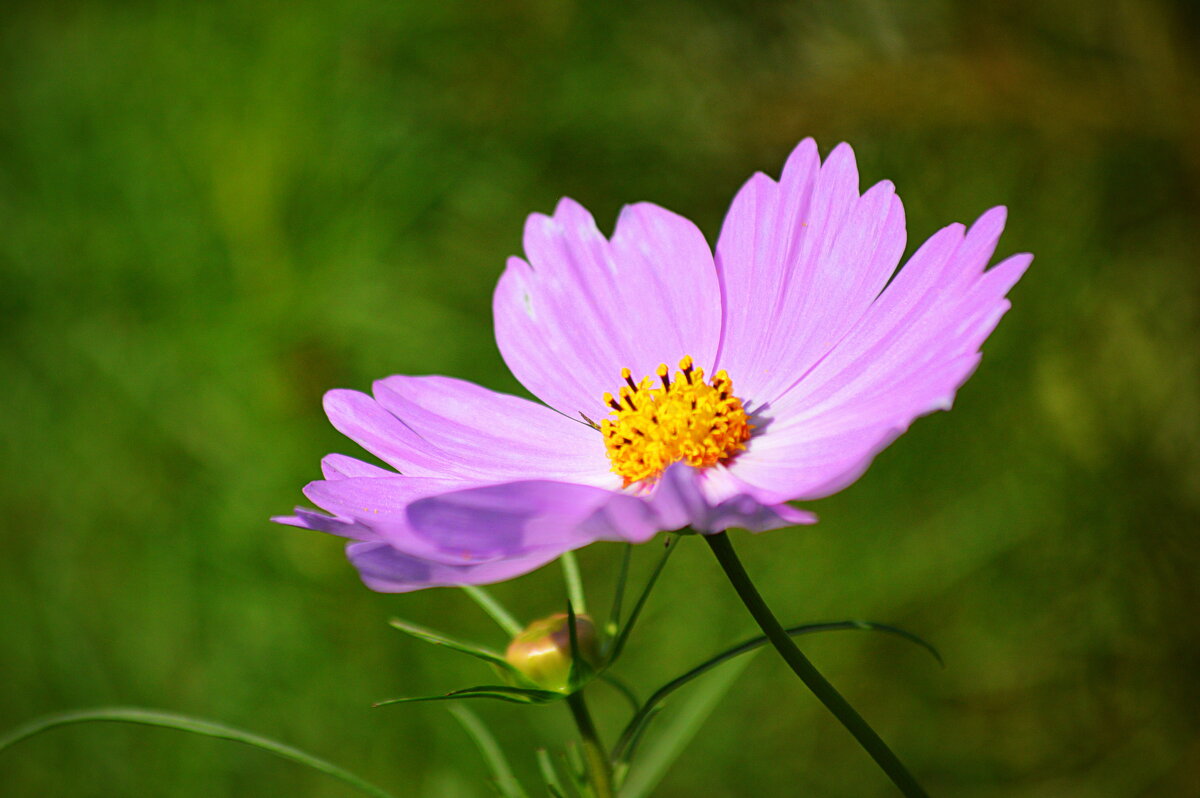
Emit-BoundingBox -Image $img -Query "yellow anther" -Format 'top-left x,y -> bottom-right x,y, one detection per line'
600,357 -> 753,487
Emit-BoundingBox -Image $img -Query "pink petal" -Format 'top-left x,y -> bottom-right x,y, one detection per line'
731,207 -> 1031,501
324,377 -> 614,484
714,140 -> 907,405
372,375 -> 615,486
320,453 -> 395,480
494,198 -> 722,418
323,388 -> 462,477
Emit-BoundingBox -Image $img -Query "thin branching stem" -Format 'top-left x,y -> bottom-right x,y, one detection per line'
704,531 -> 928,798
610,619 -> 939,763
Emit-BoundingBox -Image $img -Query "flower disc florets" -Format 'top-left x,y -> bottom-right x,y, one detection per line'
601,356 -> 753,487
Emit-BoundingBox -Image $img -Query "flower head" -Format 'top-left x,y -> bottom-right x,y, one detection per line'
275,139 -> 1031,592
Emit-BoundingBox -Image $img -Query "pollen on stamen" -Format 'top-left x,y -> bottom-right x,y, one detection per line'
599,356 -> 753,487
679,355 -> 695,383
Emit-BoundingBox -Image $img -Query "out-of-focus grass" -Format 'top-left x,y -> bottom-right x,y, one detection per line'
2,1 -> 1198,795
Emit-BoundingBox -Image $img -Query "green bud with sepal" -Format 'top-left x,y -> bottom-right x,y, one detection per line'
505,611 -> 601,694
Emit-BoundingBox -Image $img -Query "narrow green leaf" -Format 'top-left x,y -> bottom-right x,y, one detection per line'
607,535 -> 675,663
463,585 -> 525,638
374,684 -> 562,708
0,707 -> 397,798
388,617 -> 522,676
448,705 -> 528,798
617,652 -> 757,798
375,693 -> 532,707
612,620 -> 941,763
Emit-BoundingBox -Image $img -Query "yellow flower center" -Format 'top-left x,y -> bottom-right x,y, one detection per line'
600,356 -> 753,487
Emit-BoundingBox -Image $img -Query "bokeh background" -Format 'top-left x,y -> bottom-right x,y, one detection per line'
3,1 -> 1198,795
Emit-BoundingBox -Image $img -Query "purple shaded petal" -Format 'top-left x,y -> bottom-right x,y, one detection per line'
731,207 -> 1031,501
300,475 -> 525,564
359,479 -> 653,590
285,465 -> 817,593
494,198 -> 722,418
572,491 -> 662,544
643,462 -> 817,534
705,495 -> 817,533
346,540 -> 566,593
640,462 -> 710,531
400,467 -> 814,566
371,375 -> 614,485
714,140 -> 907,405
273,507 -> 382,541
407,480 -> 615,549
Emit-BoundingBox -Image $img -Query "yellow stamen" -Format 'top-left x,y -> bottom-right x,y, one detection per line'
600,356 -> 753,487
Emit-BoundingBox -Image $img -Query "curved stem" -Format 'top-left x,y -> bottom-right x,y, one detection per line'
704,532 -> 928,797
566,691 -> 613,798
598,672 -> 641,715
611,620 -> 939,764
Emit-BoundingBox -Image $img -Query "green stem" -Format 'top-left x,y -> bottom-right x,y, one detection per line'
606,545 -> 633,637
704,532 -> 928,798
462,585 -> 523,637
561,551 -> 588,616
0,707 -> 397,798
566,691 -> 613,798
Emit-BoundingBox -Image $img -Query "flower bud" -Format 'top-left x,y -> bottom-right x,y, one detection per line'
504,613 -> 600,693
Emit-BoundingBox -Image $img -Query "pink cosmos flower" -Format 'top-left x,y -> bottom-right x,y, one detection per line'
275,139 -> 1031,592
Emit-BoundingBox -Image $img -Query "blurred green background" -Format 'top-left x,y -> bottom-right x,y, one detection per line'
3,0 -> 1198,795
